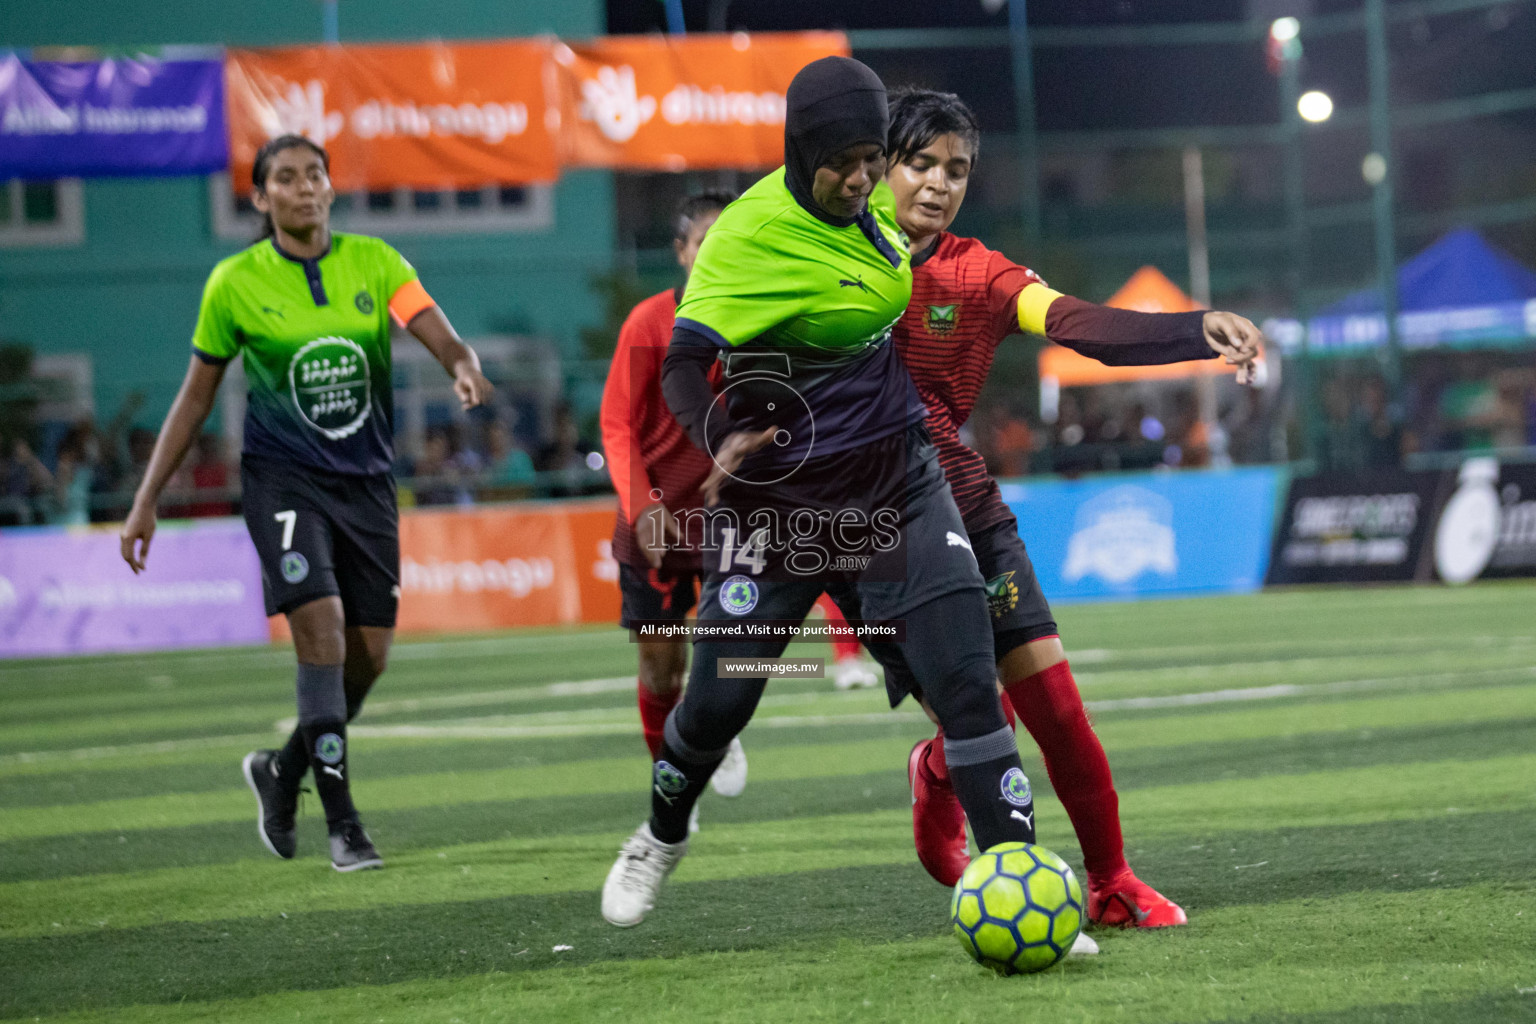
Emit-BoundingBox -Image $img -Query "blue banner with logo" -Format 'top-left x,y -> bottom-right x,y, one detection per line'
999,467 -> 1282,604
0,54 -> 227,178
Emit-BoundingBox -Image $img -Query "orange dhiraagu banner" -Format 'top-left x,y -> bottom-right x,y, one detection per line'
268,500 -> 622,640
553,32 -> 849,171
225,41 -> 558,193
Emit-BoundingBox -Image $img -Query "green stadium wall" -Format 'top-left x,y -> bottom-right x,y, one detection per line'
0,0 -> 613,425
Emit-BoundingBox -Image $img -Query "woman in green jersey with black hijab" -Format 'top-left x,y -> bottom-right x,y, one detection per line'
121,135 -> 493,872
601,56 -> 1040,928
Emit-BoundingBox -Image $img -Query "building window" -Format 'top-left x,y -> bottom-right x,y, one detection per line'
0,180 -> 85,248
208,174 -> 553,240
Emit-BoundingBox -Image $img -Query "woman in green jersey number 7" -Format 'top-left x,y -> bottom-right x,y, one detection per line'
120,135 -> 493,872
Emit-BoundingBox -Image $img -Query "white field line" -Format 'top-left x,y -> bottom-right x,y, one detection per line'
6,663 -> 1533,768
0,629 -> 627,677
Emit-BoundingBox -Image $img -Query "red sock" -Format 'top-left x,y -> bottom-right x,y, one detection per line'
999,689 -> 1018,731
1004,661 -> 1129,882
817,593 -> 863,661
636,681 -> 681,761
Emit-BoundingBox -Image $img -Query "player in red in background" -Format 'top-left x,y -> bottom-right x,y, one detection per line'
600,192 -> 748,809
877,88 -> 1262,928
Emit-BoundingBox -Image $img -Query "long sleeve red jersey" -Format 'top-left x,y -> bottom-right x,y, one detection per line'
600,288 -> 718,569
894,232 -> 1213,532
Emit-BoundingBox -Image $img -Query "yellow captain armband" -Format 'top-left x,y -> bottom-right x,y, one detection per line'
1016,282 -> 1064,336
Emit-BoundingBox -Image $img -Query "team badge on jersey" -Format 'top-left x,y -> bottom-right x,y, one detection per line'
926,304 -> 959,335
288,336 -> 372,441
354,290 -> 374,314
1000,767 -> 1033,807
985,571 -> 1019,619
719,575 -> 759,616
280,551 -> 310,584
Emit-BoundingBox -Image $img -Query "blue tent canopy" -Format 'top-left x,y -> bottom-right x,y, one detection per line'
1322,226 -> 1536,316
1264,227 -> 1536,355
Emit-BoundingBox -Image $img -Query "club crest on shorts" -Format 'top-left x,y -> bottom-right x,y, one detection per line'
315,732 -> 345,765
653,760 -> 688,796
280,551 -> 310,584
1001,767 -> 1033,807
720,574 -> 759,615
926,304 -> 959,335
985,571 -> 1019,619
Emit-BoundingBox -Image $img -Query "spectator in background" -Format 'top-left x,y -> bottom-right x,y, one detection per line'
1358,377 -> 1403,468
188,433 -> 233,516
986,404 -> 1035,477
48,420 -> 99,525
412,425 -> 475,506
537,403 -> 599,497
481,420 -> 536,497
1166,390 -> 1209,468
1,439 -> 53,524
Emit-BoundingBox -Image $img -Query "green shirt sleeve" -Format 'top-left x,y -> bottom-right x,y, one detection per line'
376,239 -> 420,300
190,262 -> 238,361
675,223 -> 805,347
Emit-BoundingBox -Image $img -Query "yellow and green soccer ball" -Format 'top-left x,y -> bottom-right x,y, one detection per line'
950,841 -> 1085,974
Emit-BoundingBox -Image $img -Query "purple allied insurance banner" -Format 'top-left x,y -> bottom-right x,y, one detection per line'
0,519 -> 269,658
0,54 -> 228,178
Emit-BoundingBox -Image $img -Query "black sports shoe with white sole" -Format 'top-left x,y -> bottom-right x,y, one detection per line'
241,750 -> 297,859
329,819 -> 383,872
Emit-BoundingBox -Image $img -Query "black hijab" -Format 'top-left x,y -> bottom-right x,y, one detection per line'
784,56 -> 889,227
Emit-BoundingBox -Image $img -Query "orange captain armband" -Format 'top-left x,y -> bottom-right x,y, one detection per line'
388,279 -> 435,327
1016,282 -> 1064,336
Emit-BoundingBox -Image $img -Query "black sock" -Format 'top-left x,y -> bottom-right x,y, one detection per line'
649,740 -> 722,844
945,729 -> 1036,852
296,662 -> 356,828
301,720 -> 356,827
274,727 -> 309,793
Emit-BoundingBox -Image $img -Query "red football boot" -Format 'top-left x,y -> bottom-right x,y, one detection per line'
1088,869 -> 1188,928
907,739 -> 969,887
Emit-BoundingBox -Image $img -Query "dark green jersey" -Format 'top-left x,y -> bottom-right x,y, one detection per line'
192,234 -> 423,476
674,169 -> 926,465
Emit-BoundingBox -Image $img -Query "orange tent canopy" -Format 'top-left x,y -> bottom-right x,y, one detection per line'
1039,266 -> 1230,386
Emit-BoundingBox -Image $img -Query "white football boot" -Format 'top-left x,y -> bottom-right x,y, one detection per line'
601,822 -> 687,927
709,737 -> 748,797
832,657 -> 880,691
1069,930 -> 1100,957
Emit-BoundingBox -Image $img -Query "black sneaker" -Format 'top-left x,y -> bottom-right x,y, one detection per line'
241,750 -> 297,859
329,819 -> 383,872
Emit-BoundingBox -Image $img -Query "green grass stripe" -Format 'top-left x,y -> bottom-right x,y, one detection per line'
8,745 -> 1536,937
0,737 -> 916,842
5,706 -> 1535,840
1094,679 -> 1536,751
8,882 -> 1533,1023
8,707 -> 1535,884
5,672 -> 1531,797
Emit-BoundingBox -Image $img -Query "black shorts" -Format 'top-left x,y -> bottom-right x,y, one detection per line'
619,563 -> 702,630
241,455 -> 400,626
971,515 -> 1059,652
695,425 -> 985,627
831,515 -> 1059,707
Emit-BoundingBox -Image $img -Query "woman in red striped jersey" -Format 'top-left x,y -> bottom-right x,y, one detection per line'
876,87 -> 1262,928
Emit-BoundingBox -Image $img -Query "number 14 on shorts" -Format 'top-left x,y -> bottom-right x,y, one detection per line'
718,527 -> 768,575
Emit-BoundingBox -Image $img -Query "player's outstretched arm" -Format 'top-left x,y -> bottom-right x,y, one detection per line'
1020,283 -> 1263,381
121,355 -> 226,574
407,306 -> 493,410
